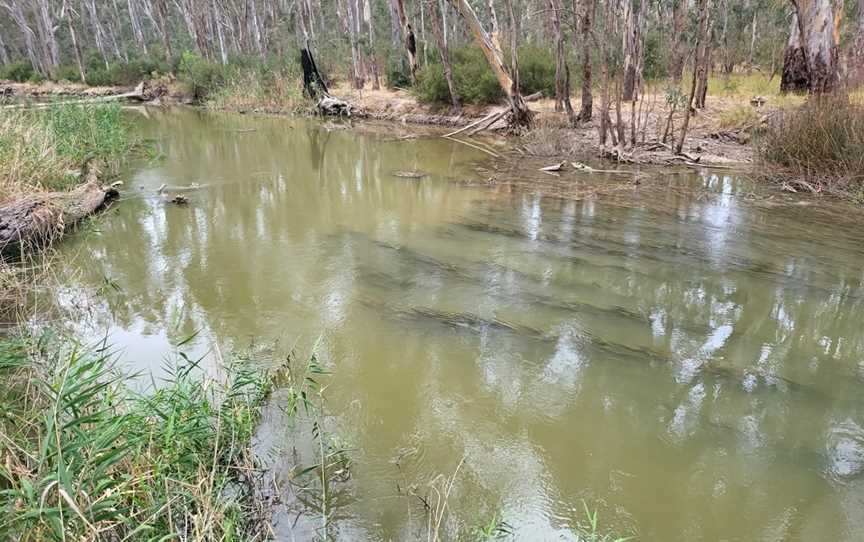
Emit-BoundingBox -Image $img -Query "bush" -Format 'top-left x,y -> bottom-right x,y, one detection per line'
758,96 -> 864,199
386,56 -> 413,89
515,45 -> 555,97
0,61 -> 36,82
177,51 -> 225,98
414,60 -> 451,104
415,46 -> 556,105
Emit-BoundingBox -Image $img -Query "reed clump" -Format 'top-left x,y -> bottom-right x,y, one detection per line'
0,335 -> 275,541
757,95 -> 864,201
0,103 -> 132,202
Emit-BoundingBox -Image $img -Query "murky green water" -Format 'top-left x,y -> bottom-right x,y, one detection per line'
60,108 -> 864,541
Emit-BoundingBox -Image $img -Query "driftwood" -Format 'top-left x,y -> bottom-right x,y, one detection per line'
0,160 -> 119,258
0,82 -> 150,110
317,96 -> 352,117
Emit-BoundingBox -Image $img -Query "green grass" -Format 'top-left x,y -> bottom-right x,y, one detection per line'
0,103 -> 134,199
0,334 -> 275,540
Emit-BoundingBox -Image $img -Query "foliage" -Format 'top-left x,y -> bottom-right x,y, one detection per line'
514,45 -> 556,97
386,56 -> 413,89
415,47 -> 501,105
471,512 -> 514,540
0,61 -> 37,83
757,95 -> 864,200
0,335 -> 275,540
415,45 -> 557,105
0,103 -> 132,199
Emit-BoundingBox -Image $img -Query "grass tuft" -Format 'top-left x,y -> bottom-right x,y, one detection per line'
757,95 -> 864,200
0,335 -> 275,541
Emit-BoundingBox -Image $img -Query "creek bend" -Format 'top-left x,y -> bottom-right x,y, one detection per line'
58,108 -> 864,541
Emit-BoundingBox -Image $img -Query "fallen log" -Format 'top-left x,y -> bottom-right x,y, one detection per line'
0,82 -> 149,110
0,160 -> 119,258
442,109 -> 507,138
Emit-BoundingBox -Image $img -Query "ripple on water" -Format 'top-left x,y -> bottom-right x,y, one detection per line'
826,420 -> 864,482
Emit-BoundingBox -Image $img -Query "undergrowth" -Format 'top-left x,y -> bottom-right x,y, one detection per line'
0,333 -> 275,540
0,103 -> 133,200
757,95 -> 864,201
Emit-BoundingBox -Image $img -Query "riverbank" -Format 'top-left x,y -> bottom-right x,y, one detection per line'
2,76 -> 773,167
0,333 -> 277,540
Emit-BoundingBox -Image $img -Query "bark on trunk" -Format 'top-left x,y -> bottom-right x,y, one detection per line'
62,0 -> 87,83
669,0 -> 687,81
425,0 -> 461,109
784,0 -> 842,93
392,0 -> 419,80
622,0 -> 647,101
301,47 -> 329,98
676,0 -> 711,155
0,27 -> 8,66
446,0 -> 531,129
549,0 -> 575,123
0,162 -> 118,259
576,0 -> 594,122
781,14 -> 810,92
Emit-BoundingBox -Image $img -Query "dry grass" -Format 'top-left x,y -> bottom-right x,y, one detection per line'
757,95 -> 864,200
205,69 -> 305,112
0,111 -> 77,202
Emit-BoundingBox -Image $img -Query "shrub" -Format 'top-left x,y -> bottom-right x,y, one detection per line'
414,60 -> 451,104
515,45 -> 555,97
0,61 -> 37,82
177,51 -> 225,99
386,56 -> 413,89
758,96 -> 864,199
414,46 -> 555,105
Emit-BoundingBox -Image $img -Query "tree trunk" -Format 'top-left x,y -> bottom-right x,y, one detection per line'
0,162 -> 118,259
676,0 -> 710,155
128,0 -> 149,55
695,15 -> 713,108
4,1 -> 44,75
151,0 -> 173,64
621,0 -> 646,102
781,13 -> 809,92
62,0 -> 87,83
425,0 -> 461,109
392,0 -> 419,80
0,27 -> 9,65
300,48 -> 329,98
784,0 -> 842,93
549,0 -> 575,124
445,0 -> 532,129
576,0 -> 594,122
855,0 -> 864,84
365,0 -> 381,90
32,0 -> 59,78
669,0 -> 687,81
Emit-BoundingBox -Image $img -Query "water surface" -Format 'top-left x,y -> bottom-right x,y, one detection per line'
61,108 -> 864,541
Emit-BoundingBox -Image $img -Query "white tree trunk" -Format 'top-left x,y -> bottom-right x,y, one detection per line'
787,0 -> 842,93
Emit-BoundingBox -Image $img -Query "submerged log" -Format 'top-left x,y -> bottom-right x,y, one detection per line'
0,160 -> 119,258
